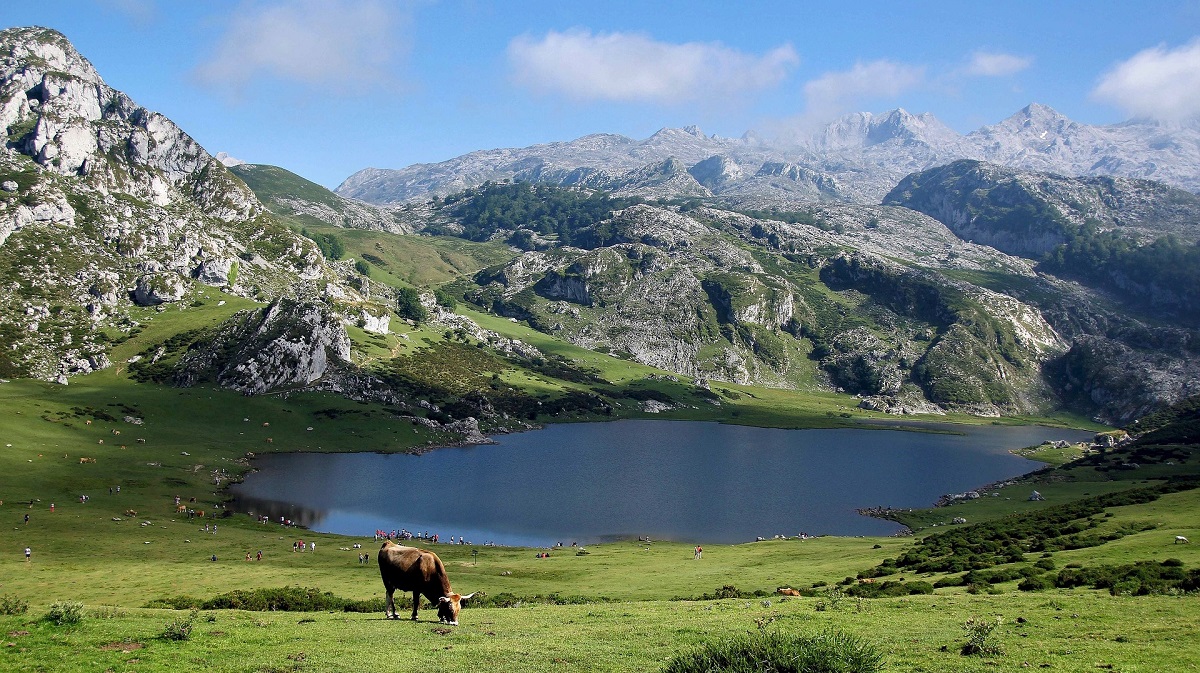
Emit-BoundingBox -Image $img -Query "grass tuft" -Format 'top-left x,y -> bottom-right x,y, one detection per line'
663,629 -> 885,673
160,609 -> 197,641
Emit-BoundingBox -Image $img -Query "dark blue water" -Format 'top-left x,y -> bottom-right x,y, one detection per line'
229,420 -> 1093,546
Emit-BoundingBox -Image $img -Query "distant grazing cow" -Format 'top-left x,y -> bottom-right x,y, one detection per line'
1176,536 -> 1190,544
776,587 -> 801,596
378,541 -> 473,624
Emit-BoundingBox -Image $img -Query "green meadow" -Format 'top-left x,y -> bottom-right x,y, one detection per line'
2,290 -> 1198,672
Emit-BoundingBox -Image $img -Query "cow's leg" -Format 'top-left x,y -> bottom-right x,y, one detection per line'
411,591 -> 420,621
384,586 -> 395,619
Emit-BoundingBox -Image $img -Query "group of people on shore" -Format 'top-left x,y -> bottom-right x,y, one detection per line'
373,529 -> 486,545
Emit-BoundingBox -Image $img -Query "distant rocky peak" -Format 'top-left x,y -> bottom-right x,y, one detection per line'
216,152 -> 247,167
992,102 -> 1075,134
815,107 -> 959,149
688,154 -> 744,189
648,125 -> 708,142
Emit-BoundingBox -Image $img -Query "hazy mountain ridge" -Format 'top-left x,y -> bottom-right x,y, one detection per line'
337,104 -> 1200,206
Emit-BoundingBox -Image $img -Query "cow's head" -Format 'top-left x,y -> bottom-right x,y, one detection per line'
436,592 -> 474,625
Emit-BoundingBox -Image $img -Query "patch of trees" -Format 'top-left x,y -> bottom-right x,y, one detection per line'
395,287 -> 427,323
1049,558 -> 1200,595
434,181 -> 642,248
879,478 -> 1199,575
1042,227 -> 1200,325
300,228 -> 344,260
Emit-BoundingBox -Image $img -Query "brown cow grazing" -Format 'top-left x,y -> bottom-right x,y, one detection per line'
378,541 -> 474,624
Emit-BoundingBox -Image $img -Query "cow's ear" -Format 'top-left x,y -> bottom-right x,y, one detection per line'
438,596 -> 449,604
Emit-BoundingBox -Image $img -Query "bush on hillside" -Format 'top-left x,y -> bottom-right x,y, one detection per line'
0,594 -> 29,615
1018,576 -> 1053,591
1054,560 -> 1200,595
151,587 -> 387,613
45,600 -> 85,626
663,629 -> 884,673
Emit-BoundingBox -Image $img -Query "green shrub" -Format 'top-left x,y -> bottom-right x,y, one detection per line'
961,616 -> 1003,656
396,287 -> 428,322
160,610 -> 197,641
1034,558 -> 1057,571
200,586 -> 387,613
663,629 -> 884,673
150,587 -> 388,613
0,594 -> 29,615
45,600 -> 85,626
1018,576 -> 1052,591
1054,560 -> 1199,595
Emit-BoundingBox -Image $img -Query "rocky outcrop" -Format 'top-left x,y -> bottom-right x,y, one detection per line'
0,27 -> 362,381
174,299 -> 351,394
1050,334 -> 1200,424
0,27 -> 258,220
132,273 -> 187,305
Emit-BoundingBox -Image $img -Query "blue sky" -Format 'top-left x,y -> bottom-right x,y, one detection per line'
3,1 -> 1200,189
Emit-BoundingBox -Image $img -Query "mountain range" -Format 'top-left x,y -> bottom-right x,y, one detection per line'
336,105 -> 1200,206
3,26 -> 1199,429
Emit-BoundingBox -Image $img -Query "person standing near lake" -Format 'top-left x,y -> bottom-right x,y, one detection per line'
25,547 -> 31,562
694,545 -> 702,560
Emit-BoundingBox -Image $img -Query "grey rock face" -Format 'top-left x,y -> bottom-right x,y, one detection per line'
175,299 -> 352,394
470,200 -> 1060,412
132,273 -> 187,305
0,27 -> 258,220
0,27 -> 358,381
192,258 -> 234,286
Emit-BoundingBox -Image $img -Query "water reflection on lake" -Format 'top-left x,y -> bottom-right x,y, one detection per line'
229,420 -> 1093,546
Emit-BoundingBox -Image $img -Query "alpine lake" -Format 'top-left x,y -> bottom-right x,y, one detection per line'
228,419 -> 1096,547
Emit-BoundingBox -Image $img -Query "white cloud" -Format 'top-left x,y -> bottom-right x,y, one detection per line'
963,50 -> 1032,77
801,60 -> 926,122
96,0 -> 159,25
1092,38 -> 1200,121
194,0 -> 406,98
508,30 -> 798,104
